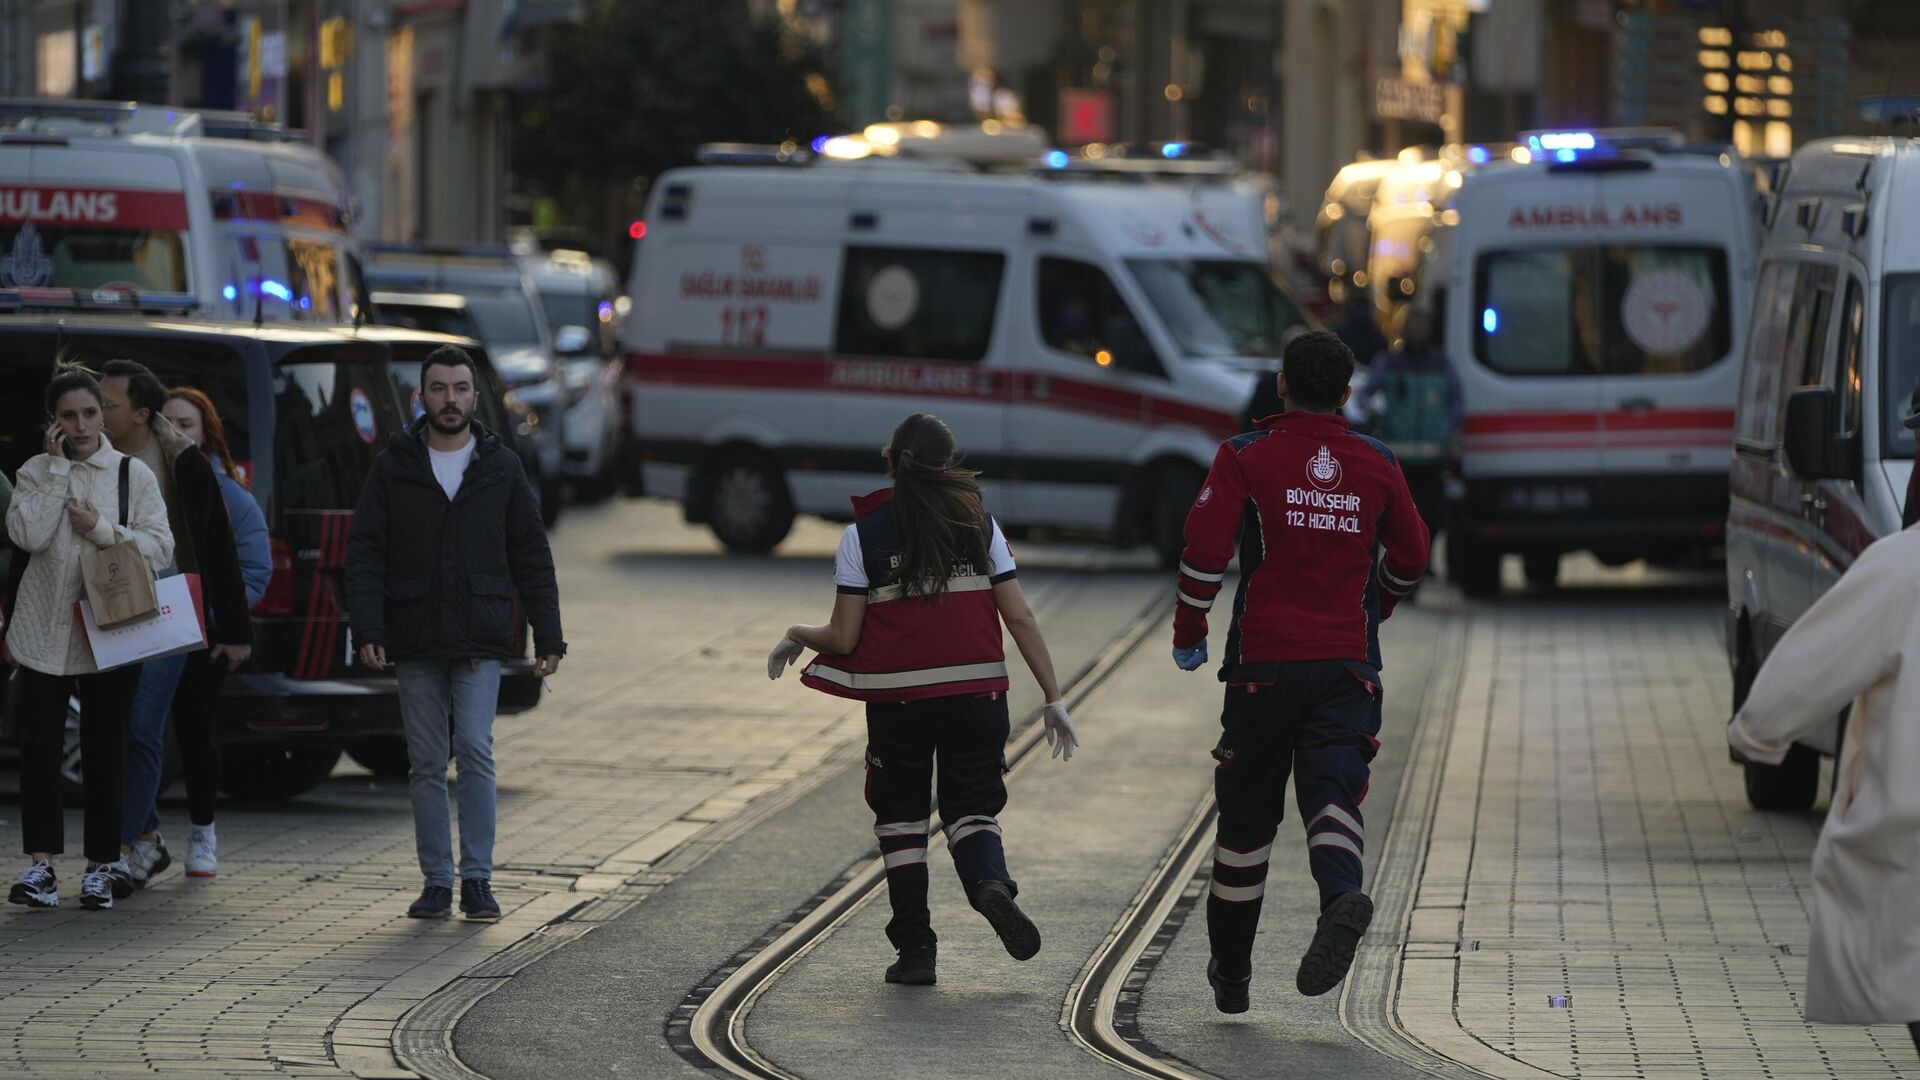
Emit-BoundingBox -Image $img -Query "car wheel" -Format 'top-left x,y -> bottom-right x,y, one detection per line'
1522,551 -> 1559,590
1731,637 -> 1820,812
706,451 -> 794,554
346,736 -> 412,778
1452,540 -> 1501,599
1148,464 -> 1205,570
218,746 -> 342,802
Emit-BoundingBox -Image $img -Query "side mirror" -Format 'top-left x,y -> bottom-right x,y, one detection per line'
554,325 -> 593,357
1782,386 -> 1838,479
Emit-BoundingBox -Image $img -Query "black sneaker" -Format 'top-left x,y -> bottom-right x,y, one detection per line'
884,946 -> 937,986
973,880 -> 1041,961
1296,891 -> 1374,997
460,878 -> 501,921
8,861 -> 57,909
1207,958 -> 1251,1014
408,884 -> 453,919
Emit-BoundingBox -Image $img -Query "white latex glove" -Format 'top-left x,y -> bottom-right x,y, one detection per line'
1043,701 -> 1079,762
766,634 -> 804,680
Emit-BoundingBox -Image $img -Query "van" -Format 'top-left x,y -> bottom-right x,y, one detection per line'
0,99 -> 369,323
1365,144 -> 1517,327
0,304 -> 543,800
1724,135 -> 1920,811
624,162 -> 1316,564
1444,129 -> 1763,595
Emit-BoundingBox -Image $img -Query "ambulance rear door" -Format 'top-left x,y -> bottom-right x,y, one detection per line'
831,177 -> 1016,513
1587,167 -> 1747,532
1457,172 -> 1608,524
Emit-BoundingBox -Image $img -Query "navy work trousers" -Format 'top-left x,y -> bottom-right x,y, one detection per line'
864,692 -> 1015,952
1207,659 -> 1381,977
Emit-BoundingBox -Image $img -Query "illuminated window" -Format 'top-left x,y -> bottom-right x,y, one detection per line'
1736,50 -> 1773,70
1768,99 -> 1793,118
1733,120 -> 1755,156
1735,97 -> 1765,117
1698,26 -> 1733,46
1704,96 -> 1729,115
1765,122 -> 1793,157
1704,72 -> 1730,92
1777,55 -> 1793,72
1769,76 -> 1793,95
1698,49 -> 1731,69
1736,74 -> 1764,94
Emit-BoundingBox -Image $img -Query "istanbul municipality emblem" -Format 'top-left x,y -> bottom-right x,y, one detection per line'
1306,446 -> 1343,491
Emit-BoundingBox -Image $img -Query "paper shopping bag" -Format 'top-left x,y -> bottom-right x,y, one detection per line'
78,538 -> 159,629
77,573 -> 206,671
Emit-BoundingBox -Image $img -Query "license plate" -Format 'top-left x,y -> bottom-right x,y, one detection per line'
1500,484 -> 1593,514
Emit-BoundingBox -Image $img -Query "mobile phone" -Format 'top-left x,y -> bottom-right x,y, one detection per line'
46,416 -> 73,458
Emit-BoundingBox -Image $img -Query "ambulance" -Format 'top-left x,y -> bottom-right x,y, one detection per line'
1724,132 -> 1920,810
1444,129 -> 1763,595
0,99 -> 367,323
624,160 -> 1318,563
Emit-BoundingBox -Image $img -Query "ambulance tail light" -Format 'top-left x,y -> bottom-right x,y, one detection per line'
253,537 -> 295,618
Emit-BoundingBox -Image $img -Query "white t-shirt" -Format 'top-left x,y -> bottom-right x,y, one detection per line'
834,518 -> 1017,591
429,437 -> 477,501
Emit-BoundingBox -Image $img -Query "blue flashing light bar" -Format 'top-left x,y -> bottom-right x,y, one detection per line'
1528,131 -> 1598,154
1160,142 -> 1187,159
1044,149 -> 1070,169
222,284 -> 238,301
1467,145 -> 1489,164
1555,148 -> 1577,163
259,279 -> 293,302
809,135 -> 830,153
1482,307 -> 1499,334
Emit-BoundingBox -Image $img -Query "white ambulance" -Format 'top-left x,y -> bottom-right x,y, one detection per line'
1444,129 -> 1763,595
0,100 -> 367,323
624,160 -> 1318,562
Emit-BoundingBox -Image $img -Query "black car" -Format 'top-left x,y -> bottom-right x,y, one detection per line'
0,312 -> 544,800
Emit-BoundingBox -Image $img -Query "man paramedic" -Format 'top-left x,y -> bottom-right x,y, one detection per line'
1170,330 -> 1430,1013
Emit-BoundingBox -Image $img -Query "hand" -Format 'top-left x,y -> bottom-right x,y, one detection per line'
358,642 -> 388,671
535,654 -> 563,677
1042,701 -> 1079,762
209,644 -> 253,671
1173,640 -> 1208,671
43,425 -> 64,457
767,633 -> 804,680
66,498 -> 98,535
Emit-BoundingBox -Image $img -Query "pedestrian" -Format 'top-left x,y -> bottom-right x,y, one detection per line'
144,387 -> 274,878
766,412 -> 1079,987
345,345 -> 565,922
6,364 -> 173,911
1728,530 -> 1920,1059
97,361 -> 255,897
1171,330 -> 1429,1012
1356,305 -> 1462,538
1332,291 -> 1388,381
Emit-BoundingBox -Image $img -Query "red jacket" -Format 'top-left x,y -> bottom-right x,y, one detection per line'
1173,412 -> 1429,668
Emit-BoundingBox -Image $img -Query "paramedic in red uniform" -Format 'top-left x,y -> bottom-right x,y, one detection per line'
766,413 -> 1079,987
1171,330 -> 1430,1013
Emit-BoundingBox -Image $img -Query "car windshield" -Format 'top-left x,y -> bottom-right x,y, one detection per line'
1883,273 -> 1920,460
457,289 -> 542,349
536,286 -> 599,333
379,302 -> 482,340
1125,258 -> 1307,359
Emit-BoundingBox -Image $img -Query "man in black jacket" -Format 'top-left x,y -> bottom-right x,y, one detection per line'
99,359 -> 253,896
345,345 -> 565,921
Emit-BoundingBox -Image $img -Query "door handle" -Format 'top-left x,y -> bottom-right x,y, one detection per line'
1616,396 -> 1657,412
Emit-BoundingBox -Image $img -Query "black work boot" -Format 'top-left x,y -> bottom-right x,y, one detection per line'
885,946 -> 937,986
1207,958 -> 1251,1014
972,880 -> 1041,961
1296,891 -> 1373,996
408,884 -> 453,919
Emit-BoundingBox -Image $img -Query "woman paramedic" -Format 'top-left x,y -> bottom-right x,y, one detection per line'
767,413 -> 1079,987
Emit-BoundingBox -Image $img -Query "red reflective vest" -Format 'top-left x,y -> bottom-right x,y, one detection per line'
801,489 -> 1011,702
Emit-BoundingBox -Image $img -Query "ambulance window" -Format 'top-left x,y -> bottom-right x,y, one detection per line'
1041,259 -> 1162,375
1473,249 -> 1601,376
1776,265 -> 1837,440
835,247 -> 1004,363
1834,278 -> 1865,438
1881,274 -> 1920,460
1736,263 -> 1796,448
0,222 -> 188,293
285,238 -> 343,321
1599,246 -> 1732,376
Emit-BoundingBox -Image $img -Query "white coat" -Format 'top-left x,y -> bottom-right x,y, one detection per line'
1729,526 -> 1920,1026
5,437 -> 172,676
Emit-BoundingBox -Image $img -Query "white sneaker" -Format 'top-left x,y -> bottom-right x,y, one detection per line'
81,864 -> 119,910
187,826 -> 217,878
8,861 -> 57,909
128,832 -> 171,885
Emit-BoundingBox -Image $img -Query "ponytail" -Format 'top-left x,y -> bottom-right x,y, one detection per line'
885,414 -> 991,598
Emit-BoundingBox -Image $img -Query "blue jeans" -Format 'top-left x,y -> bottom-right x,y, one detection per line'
122,652 -> 190,845
395,659 -> 502,887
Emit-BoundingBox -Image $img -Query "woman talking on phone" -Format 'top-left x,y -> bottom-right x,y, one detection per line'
767,413 -> 1078,987
6,365 -> 172,911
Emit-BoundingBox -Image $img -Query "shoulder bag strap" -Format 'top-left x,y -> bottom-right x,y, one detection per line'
119,455 -> 131,527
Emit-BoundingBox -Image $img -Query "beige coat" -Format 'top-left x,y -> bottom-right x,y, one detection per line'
1729,526 -> 1920,1025
5,436 -> 173,676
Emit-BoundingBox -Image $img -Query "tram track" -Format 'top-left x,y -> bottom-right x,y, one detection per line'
674,591 -> 1179,1079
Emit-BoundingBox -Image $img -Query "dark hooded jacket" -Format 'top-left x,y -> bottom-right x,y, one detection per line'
344,421 -> 564,663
